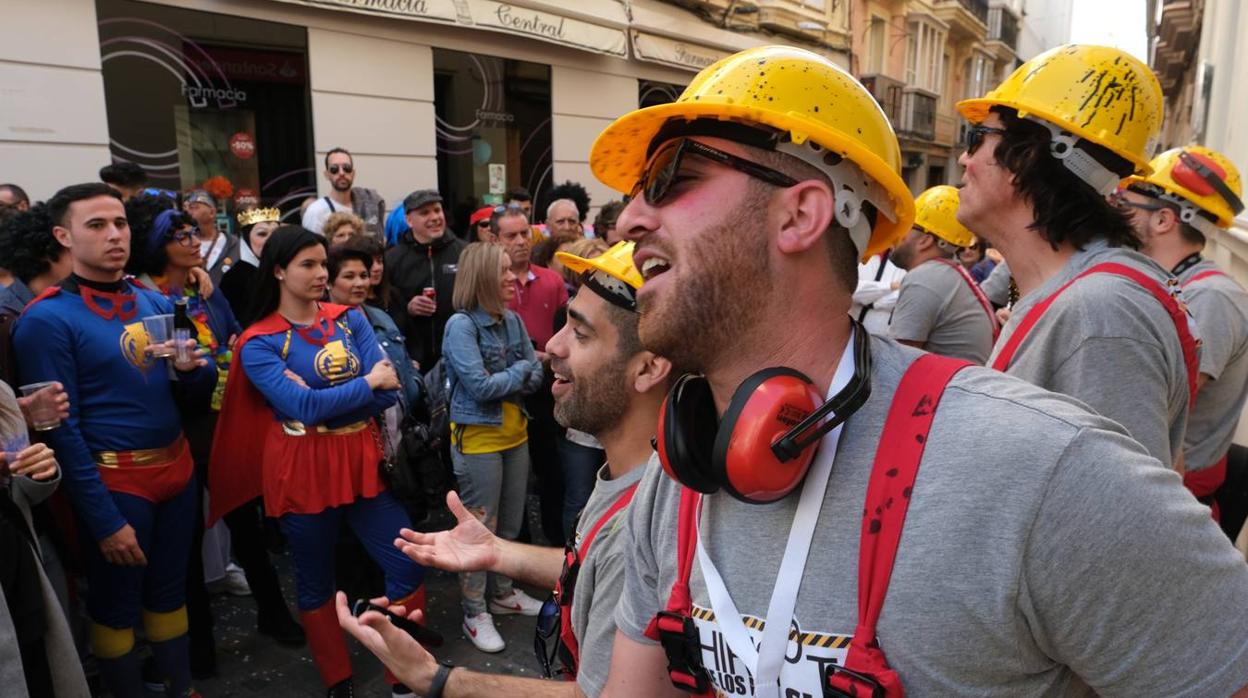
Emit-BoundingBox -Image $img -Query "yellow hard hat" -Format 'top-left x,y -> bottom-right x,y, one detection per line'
913,186 -> 976,248
589,45 -> 914,261
1124,146 -> 1244,229
957,44 -> 1163,176
555,241 -> 643,310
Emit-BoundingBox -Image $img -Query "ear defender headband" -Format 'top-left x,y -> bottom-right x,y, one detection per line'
656,322 -> 873,504
1175,151 -> 1245,216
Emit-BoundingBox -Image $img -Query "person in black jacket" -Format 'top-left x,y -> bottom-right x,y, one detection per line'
384,190 -> 467,370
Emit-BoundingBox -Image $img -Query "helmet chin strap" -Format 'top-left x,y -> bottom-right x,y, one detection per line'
1027,116 -> 1122,196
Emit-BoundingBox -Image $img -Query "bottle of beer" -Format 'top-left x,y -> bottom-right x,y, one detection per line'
174,298 -> 195,333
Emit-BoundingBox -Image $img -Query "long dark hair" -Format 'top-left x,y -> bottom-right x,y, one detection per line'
248,225 -> 326,323
989,106 -> 1139,251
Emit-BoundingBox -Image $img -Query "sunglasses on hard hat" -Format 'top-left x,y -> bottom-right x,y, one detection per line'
629,138 -> 798,207
328,164 -> 354,175
964,124 -> 1007,156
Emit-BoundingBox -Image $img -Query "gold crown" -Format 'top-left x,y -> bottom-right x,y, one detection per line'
237,207 -> 281,227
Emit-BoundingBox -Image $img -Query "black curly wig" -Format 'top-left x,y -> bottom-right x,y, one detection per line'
0,202 -> 66,284
124,193 -> 186,277
547,180 -> 591,223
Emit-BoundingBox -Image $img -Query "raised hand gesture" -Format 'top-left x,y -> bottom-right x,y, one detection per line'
394,491 -> 497,573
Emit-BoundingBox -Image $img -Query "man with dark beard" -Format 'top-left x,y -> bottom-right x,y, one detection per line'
598,45 -> 1238,696
337,242 -> 673,698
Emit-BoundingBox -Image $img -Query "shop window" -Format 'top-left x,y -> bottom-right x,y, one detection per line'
433,48 -> 552,235
640,80 -> 686,108
96,0 -> 314,231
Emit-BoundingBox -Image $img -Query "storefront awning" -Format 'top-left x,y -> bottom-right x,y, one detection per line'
630,30 -> 729,72
271,0 -> 628,57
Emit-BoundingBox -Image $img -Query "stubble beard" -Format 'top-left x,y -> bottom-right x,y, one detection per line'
636,195 -> 770,374
553,355 -> 631,436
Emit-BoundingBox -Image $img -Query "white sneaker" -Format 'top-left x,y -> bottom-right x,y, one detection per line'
488,589 -> 543,617
206,563 -> 252,597
462,612 -> 505,653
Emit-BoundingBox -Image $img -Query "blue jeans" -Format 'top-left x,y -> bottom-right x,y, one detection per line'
558,437 -> 605,539
278,492 -> 423,610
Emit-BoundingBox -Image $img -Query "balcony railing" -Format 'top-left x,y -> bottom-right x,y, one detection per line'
955,0 -> 989,24
988,6 -> 1019,50
899,89 -> 937,141
860,73 -> 905,129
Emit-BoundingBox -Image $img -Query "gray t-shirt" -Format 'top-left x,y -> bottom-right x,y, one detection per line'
1180,259 -> 1248,472
989,241 -> 1190,468
616,336 -> 1248,696
889,259 -> 995,363
981,258 -> 1012,307
571,458 -> 651,697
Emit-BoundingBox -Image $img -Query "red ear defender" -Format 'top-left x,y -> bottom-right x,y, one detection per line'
656,325 -> 873,504
712,368 -> 823,502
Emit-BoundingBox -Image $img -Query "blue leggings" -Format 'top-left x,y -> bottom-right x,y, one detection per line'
279,492 -> 424,610
81,478 -> 197,628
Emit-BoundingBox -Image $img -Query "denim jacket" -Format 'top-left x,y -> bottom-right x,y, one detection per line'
442,306 -> 543,426
363,303 -> 423,412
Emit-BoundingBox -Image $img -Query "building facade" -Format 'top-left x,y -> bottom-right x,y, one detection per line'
1,0 -> 850,235
848,0 -> 1024,194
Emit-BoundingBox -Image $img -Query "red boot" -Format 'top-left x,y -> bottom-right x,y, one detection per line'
384,586 -> 428,688
300,601 -> 352,688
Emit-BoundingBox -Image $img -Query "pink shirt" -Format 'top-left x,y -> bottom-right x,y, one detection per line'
509,264 -> 568,351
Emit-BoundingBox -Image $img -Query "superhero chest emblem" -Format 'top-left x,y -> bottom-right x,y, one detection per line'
313,340 -> 360,384
119,321 -> 154,371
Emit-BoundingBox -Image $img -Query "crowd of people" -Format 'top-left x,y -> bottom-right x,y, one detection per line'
2,40 -> 1248,698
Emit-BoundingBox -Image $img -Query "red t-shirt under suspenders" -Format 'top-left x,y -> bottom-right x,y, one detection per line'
646,354 -> 973,697
556,482 -> 639,674
932,258 -> 1000,342
991,262 -> 1200,406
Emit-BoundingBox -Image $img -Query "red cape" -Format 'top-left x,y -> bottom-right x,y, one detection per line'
207,303 -> 351,525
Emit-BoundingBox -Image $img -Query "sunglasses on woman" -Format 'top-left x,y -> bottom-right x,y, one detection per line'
629,137 -> 798,207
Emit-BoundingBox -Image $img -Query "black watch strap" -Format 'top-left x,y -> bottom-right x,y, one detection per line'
427,663 -> 454,698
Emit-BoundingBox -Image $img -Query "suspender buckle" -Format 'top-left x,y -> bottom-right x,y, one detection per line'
654,611 -> 710,693
822,663 -> 885,698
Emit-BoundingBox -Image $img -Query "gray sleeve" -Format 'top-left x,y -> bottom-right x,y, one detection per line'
1020,426 -> 1248,696
1048,337 -> 1174,468
614,467 -> 665,645
889,279 -> 943,343
981,260 -> 1011,307
577,545 -> 629,697
1186,288 -> 1240,380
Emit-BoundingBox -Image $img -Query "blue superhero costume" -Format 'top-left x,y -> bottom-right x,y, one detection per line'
209,303 -> 425,690
12,273 -> 216,698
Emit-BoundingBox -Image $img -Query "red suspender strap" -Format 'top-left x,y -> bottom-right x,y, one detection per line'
1183,269 -> 1228,287
827,354 -> 971,698
558,483 -> 639,670
646,486 -> 712,695
934,259 -> 1000,341
990,262 -> 1200,404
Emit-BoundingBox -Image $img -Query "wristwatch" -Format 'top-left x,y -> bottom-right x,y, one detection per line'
427,661 -> 455,698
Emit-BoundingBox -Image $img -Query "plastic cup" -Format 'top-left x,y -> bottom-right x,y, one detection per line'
143,314 -> 175,357
173,328 -> 195,364
0,433 -> 27,487
19,382 -> 62,431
